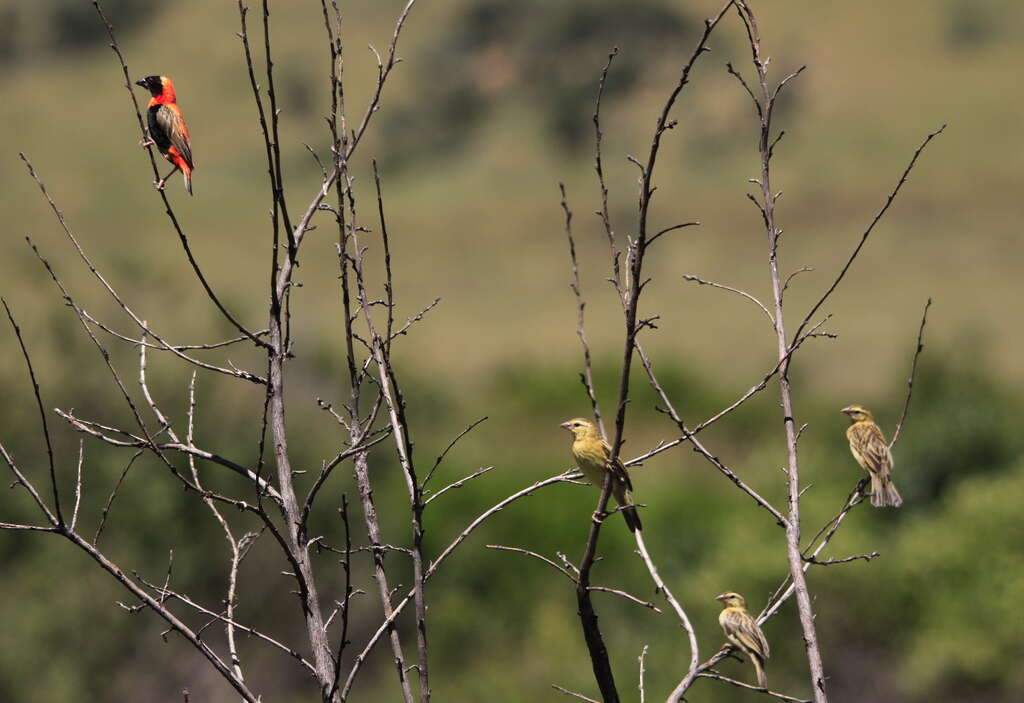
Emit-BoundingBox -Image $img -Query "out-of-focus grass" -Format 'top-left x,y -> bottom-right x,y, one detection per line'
2,0 -> 1023,395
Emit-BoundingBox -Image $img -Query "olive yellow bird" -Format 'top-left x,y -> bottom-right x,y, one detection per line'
560,418 -> 641,532
841,405 -> 902,508
716,591 -> 769,689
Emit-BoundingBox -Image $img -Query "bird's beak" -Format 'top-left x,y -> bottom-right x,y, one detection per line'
559,421 -> 571,430
840,406 -> 853,415
135,78 -> 147,88
714,593 -> 727,602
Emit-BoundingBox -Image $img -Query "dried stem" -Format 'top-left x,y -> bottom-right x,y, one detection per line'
698,671 -> 812,703
2,299 -> 62,525
633,531 -> 698,680
790,128 -> 944,346
341,471 -> 578,699
560,185 -> 606,438
889,298 -> 931,448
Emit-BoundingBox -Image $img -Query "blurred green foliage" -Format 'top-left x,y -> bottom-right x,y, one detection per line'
1,0 -> 1022,702
1,352 -> 1020,702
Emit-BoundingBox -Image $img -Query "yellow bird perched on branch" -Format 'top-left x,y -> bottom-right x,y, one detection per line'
559,418 -> 642,532
841,405 -> 903,508
716,591 -> 770,689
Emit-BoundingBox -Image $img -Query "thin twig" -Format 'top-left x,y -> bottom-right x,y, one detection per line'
2,298 -> 62,524
791,127 -> 945,346
633,531 -> 694,626
635,341 -> 787,526
341,472 -> 578,699
94,450 -> 145,545
0,443 -> 59,526
889,298 -> 931,448
560,184 -> 606,439
552,685 -> 602,703
71,440 -> 84,531
638,645 -> 649,703
487,545 -> 576,582
682,274 -> 773,325
424,467 -> 494,506
698,671 -> 812,703
804,552 -> 879,566
421,416 -> 489,490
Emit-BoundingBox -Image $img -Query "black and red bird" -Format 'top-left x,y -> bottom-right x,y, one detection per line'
135,75 -> 194,195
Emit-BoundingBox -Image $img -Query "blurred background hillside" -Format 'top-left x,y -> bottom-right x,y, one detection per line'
0,1 -> 1021,701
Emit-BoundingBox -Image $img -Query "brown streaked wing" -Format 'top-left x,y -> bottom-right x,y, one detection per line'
601,439 -> 633,491
723,608 -> 769,659
155,104 -> 194,169
852,422 -> 892,476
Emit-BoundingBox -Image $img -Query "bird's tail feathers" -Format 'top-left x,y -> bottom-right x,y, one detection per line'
752,655 -> 768,689
869,473 -> 902,508
622,504 -> 642,533
183,168 -> 193,196
614,484 -> 642,532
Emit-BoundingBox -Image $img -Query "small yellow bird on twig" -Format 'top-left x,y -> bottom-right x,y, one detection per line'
560,418 -> 642,532
841,405 -> 903,508
716,591 -> 770,689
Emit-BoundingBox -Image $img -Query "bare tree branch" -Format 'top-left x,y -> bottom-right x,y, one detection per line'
682,274 -> 774,325
560,184 -> 607,439
2,298 -> 62,524
633,531 -> 698,674
424,467 -> 495,506
698,671 -> 812,703
889,298 -> 932,448
342,471 -> 578,699
552,685 -> 602,703
421,416 -> 489,490
733,2 -> 827,699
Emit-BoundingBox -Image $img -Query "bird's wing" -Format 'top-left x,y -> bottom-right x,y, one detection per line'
723,609 -> 769,659
852,422 -> 892,476
155,104 -> 194,169
601,439 -> 633,492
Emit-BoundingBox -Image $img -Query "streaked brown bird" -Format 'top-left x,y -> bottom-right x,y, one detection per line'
716,591 -> 770,689
560,417 -> 641,532
135,75 -> 194,194
842,405 -> 902,508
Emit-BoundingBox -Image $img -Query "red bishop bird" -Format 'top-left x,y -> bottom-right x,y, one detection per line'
135,75 -> 194,195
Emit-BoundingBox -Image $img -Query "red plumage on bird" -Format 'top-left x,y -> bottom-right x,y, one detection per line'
135,75 -> 194,195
